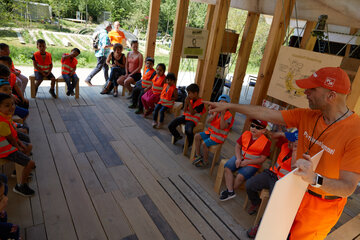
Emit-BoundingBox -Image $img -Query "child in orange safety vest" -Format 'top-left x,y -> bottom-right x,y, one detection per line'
219,119 -> 271,201
61,48 -> 81,96
192,94 -> 234,167
152,73 -> 178,129
32,39 -> 57,98
141,63 -> 166,117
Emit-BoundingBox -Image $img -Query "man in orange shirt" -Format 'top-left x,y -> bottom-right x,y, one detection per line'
206,67 -> 360,240
108,21 -> 126,47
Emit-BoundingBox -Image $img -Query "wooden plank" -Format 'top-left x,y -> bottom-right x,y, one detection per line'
85,151 -> 119,193
326,213 -> 360,240
159,178 -> 221,240
199,0 -> 231,101
195,4 -> 215,85
110,141 -> 202,240
92,192 -> 134,239
74,153 -> 105,197
145,0 -> 161,58
78,87 -> 96,106
169,175 -> 239,240
168,0 -> 190,78
47,133 -> 107,240
28,107 -> 77,240
43,98 -> 67,133
119,197 -> 165,240
180,174 -> 245,237
36,98 -> 55,134
299,21 -> 316,49
109,165 -> 145,199
63,132 -> 78,155
229,11 -> 260,106
26,224 -> 47,240
29,173 -> 44,225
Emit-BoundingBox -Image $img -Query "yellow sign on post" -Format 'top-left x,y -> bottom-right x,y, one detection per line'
182,27 -> 209,59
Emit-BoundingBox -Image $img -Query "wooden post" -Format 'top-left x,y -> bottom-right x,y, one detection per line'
145,0 -> 161,58
168,0 -> 190,78
195,4 -> 215,86
299,21 -> 316,50
345,28 -> 358,57
346,66 -> 360,113
199,0 -> 230,101
229,12 -> 260,105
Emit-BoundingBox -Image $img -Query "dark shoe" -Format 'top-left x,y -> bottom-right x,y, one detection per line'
247,203 -> 260,215
49,89 -> 57,98
13,183 -> 35,197
129,104 -> 137,109
100,89 -> 110,95
246,224 -> 259,238
66,89 -> 71,96
173,136 -> 183,145
70,91 -> 75,96
135,109 -> 143,114
113,91 -> 118,97
219,189 -> 236,201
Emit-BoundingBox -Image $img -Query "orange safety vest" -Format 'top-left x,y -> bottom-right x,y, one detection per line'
0,114 -> 18,158
61,53 -> 78,75
151,74 -> 166,95
183,98 -> 206,126
204,111 -> 234,144
270,143 -> 292,178
33,51 -> 52,73
159,84 -> 176,108
9,73 -> 16,88
241,131 -> 270,169
141,67 -> 156,88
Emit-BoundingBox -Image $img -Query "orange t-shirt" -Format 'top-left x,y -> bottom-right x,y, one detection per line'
108,30 -> 126,45
281,108 -> 360,195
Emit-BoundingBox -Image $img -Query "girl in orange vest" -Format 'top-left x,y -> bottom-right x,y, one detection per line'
61,48 -> 81,96
0,93 -> 35,197
219,119 -> 271,201
141,63 -> 166,117
152,73 -> 178,129
193,94 -> 234,167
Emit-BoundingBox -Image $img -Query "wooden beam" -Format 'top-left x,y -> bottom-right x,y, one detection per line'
199,0 -> 230,101
250,0 -> 295,107
168,0 -> 190,78
346,66 -> 360,113
345,28 -> 358,57
145,0 -> 161,58
229,12 -> 259,105
195,4 -> 215,86
299,21 -> 316,50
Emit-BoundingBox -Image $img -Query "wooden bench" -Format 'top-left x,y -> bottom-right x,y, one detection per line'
326,213 -> 360,240
0,159 -> 24,184
243,189 -> 270,227
29,74 -> 80,98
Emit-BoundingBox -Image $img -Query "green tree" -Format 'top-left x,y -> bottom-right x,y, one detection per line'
187,2 -> 207,28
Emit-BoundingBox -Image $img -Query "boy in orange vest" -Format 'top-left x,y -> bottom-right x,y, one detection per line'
219,119 -> 271,201
61,48 -> 81,96
168,83 -> 206,147
32,39 -> 56,98
192,94 -> 234,167
152,73 -> 178,128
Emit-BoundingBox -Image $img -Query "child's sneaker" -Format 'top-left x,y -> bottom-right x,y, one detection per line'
13,183 -> 35,197
49,89 -> 57,98
219,189 -> 236,201
247,203 -> 260,215
172,136 -> 183,144
246,223 -> 259,238
192,155 -> 203,165
152,121 -> 157,128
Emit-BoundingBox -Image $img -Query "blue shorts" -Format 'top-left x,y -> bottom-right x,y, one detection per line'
14,106 -> 29,119
199,132 -> 218,148
34,71 -> 55,81
224,155 -> 258,180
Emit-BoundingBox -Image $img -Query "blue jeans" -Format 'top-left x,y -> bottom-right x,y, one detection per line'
153,104 -> 169,123
62,74 -> 79,93
224,155 -> 258,180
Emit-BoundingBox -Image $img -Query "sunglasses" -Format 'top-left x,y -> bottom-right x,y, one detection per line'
250,123 -> 265,130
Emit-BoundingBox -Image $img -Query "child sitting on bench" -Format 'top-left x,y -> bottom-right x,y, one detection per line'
152,73 -> 178,128
32,39 -> 56,98
61,48 -> 81,96
192,94 -> 234,167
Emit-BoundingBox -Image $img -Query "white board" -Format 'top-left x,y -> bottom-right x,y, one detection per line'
181,27 -> 208,59
256,150 -> 324,240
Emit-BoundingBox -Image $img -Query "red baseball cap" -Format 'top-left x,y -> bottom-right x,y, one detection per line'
296,67 -> 351,94
252,119 -> 268,127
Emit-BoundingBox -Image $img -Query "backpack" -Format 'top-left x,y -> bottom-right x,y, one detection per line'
92,31 -> 101,50
176,86 -> 187,108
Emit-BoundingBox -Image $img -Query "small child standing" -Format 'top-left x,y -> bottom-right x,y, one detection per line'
141,63 -> 166,117
32,39 -> 56,98
192,94 -> 234,167
0,93 -> 35,196
152,73 -> 178,128
61,48 -> 81,96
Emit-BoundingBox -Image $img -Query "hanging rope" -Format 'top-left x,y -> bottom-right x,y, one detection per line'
336,31 -> 360,56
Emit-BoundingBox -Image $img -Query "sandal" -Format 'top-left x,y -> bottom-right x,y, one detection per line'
113,91 -> 118,97
195,159 -> 209,168
192,155 -> 203,165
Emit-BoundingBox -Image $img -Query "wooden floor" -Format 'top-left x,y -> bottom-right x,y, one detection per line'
3,85 -> 360,240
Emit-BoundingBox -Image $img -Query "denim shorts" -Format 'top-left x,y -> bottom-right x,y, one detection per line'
224,155 -> 258,180
34,71 -> 55,81
14,106 -> 29,119
199,132 -> 218,147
